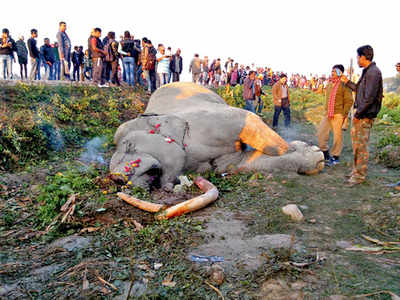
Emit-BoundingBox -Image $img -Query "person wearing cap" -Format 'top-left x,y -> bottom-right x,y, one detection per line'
272,74 -> 291,129
0,28 -> 16,80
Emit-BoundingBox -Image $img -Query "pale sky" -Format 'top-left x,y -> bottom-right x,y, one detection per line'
3,0 -> 399,80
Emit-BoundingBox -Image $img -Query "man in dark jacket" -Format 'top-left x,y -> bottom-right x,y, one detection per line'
40,38 -> 55,80
15,36 -> 28,79
341,45 -> 383,186
0,28 -> 16,80
56,21 -> 71,80
170,49 -> 182,82
28,29 -> 40,80
71,46 -> 81,81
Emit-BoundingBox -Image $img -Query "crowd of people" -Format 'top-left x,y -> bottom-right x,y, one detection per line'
2,22 -> 355,95
0,23 -> 184,91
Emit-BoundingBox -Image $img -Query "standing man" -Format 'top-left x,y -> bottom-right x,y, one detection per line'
71,46 -> 80,81
317,64 -> 353,166
53,42 -> 61,80
341,45 -> 383,186
15,36 -> 28,80
89,28 -> 107,87
0,29 -> 16,80
170,49 -> 182,82
27,29 -> 40,81
56,21 -> 71,80
156,45 -> 170,87
40,38 -> 55,80
189,54 -> 201,83
272,74 -> 291,129
79,46 -> 84,81
243,71 -> 257,113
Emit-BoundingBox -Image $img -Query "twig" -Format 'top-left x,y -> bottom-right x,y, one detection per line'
18,283 -> 34,300
126,228 -> 136,300
205,280 -> 224,300
96,272 -> 118,291
352,290 -> 399,299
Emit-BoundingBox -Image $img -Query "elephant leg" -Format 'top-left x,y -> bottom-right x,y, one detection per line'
239,113 -> 289,158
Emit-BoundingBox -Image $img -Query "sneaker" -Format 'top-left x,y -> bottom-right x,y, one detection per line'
326,157 -> 340,167
97,83 -> 109,88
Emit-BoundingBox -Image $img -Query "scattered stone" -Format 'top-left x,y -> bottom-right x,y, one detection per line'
163,183 -> 174,192
30,184 -> 40,194
327,295 -> 348,300
178,175 -> 193,187
0,283 -> 18,297
335,240 -> 353,249
154,263 -> 163,270
173,184 -> 185,193
48,235 -> 91,252
282,204 -> 304,221
114,281 -> 147,300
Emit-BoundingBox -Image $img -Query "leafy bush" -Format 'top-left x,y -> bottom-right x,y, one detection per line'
0,84 -> 146,171
36,168 -> 100,228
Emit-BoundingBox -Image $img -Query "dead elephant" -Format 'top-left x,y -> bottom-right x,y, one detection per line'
110,82 -> 324,189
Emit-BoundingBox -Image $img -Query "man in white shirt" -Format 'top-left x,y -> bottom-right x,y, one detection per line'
156,45 -> 170,87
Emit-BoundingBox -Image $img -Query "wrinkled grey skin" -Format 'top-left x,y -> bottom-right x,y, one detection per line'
110,82 -> 324,189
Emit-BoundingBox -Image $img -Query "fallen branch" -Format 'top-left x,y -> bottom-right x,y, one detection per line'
95,271 -> 118,291
352,290 -> 400,299
205,280 -> 224,300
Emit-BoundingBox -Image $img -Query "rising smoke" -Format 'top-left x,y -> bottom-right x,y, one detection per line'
79,136 -> 107,165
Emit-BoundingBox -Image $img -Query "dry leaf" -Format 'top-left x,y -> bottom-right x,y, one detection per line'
80,227 -> 101,234
133,220 -> 143,231
162,274 -> 176,287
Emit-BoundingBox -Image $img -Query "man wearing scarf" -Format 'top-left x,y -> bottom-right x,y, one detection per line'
317,64 -> 353,166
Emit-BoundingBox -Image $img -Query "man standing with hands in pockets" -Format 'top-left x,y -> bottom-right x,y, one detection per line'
340,45 -> 383,186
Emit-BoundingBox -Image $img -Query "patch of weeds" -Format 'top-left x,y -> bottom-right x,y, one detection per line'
377,133 -> 400,148
321,252 -> 400,297
35,166 -> 102,228
0,208 -> 20,228
333,213 -> 370,239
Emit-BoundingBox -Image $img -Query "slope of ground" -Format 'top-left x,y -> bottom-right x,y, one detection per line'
0,83 -> 399,299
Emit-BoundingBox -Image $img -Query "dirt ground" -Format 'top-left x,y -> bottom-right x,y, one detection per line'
1,115 -> 399,299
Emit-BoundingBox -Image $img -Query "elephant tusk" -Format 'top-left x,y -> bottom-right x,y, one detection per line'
117,192 -> 165,213
117,177 -> 219,219
156,177 -> 219,220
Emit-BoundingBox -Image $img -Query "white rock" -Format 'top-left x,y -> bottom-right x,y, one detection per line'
282,204 -> 304,221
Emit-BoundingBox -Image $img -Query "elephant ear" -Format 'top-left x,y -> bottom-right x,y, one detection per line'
114,115 -> 187,147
